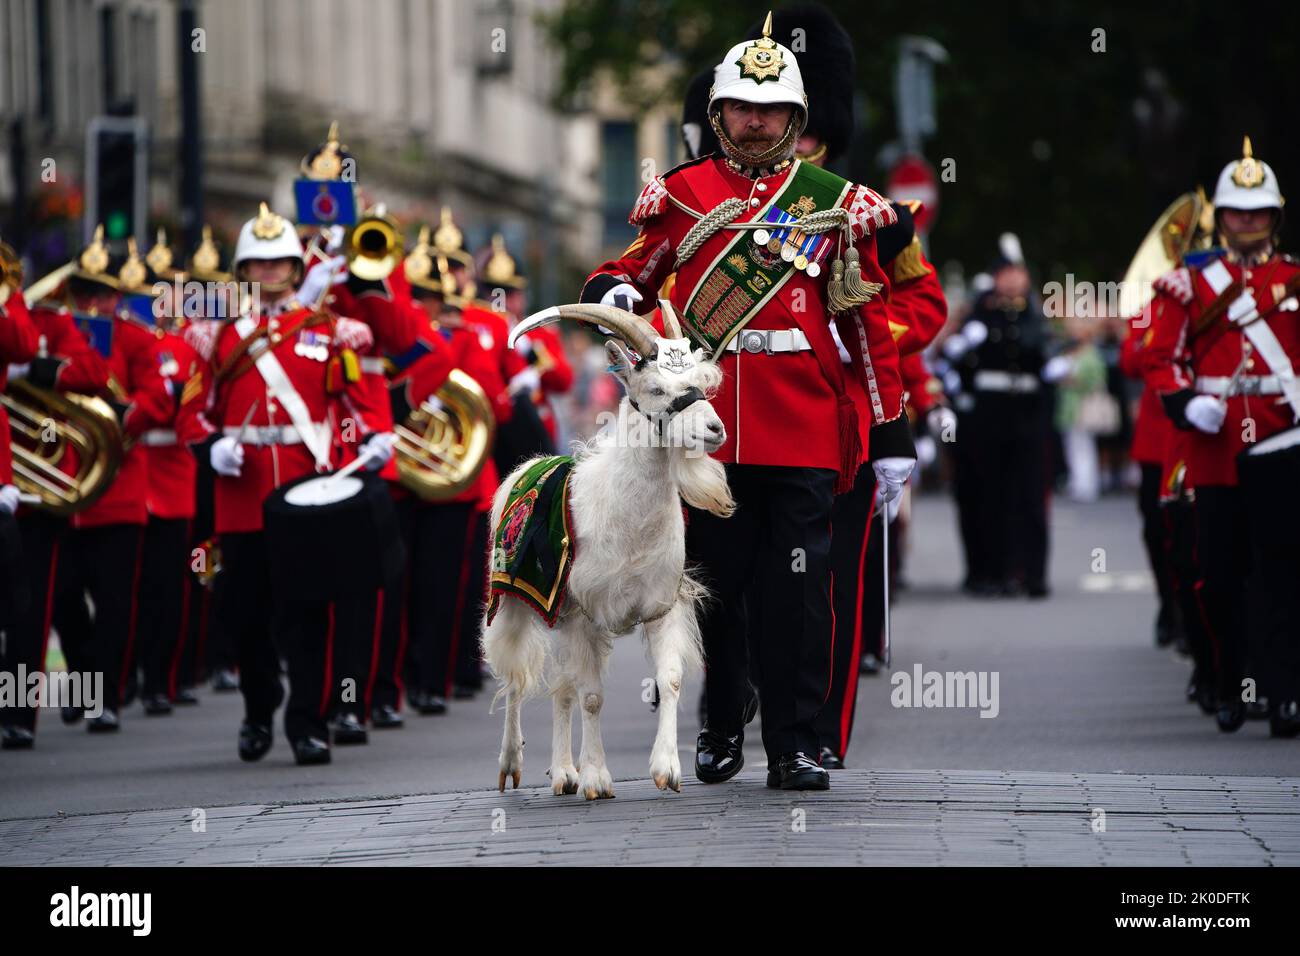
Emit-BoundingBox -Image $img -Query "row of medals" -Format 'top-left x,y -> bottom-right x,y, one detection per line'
751,225 -> 823,278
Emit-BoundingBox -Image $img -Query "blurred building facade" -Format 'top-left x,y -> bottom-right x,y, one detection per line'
0,0 -> 683,302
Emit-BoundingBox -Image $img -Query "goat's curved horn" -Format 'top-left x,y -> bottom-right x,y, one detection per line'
658,299 -> 684,339
510,303 -> 659,360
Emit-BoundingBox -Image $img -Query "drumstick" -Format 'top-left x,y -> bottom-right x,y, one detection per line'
324,451 -> 373,485
234,401 -> 259,444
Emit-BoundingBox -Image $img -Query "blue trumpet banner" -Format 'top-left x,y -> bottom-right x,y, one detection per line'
294,179 -> 359,227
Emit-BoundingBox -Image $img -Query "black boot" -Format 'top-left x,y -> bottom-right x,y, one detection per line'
86,709 -> 120,733
292,737 -> 331,766
238,722 -> 273,762
371,704 -> 404,729
1269,701 -> 1300,739
818,746 -> 844,770
766,752 -> 830,790
1,726 -> 35,750
142,694 -> 174,716
1216,700 -> 1247,734
329,713 -> 368,745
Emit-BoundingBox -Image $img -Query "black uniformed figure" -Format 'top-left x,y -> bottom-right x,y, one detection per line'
943,235 -> 1057,597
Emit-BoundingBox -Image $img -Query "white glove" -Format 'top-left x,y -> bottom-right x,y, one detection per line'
962,319 -> 988,347
420,395 -> 445,416
361,431 -> 398,470
7,363 -> 29,381
598,282 -> 643,313
873,456 -> 916,505
1185,394 -> 1227,434
927,406 -> 958,441
297,255 -> 348,306
508,367 -> 542,395
941,335 -> 969,361
324,225 -> 347,255
1041,354 -> 1075,383
0,484 -> 20,515
211,436 -> 245,477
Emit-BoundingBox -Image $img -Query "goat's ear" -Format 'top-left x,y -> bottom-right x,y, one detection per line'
605,339 -> 635,384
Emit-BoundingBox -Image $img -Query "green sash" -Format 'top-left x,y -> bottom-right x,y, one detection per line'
682,160 -> 852,356
486,456 -> 575,627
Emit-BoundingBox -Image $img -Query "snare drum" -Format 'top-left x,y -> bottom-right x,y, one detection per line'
263,470 -> 405,602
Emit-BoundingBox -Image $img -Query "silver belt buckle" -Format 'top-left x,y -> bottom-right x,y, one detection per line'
1238,377 -> 1262,396
740,330 -> 768,354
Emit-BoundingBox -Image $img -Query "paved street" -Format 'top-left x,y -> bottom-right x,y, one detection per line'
2,492 -> 1297,865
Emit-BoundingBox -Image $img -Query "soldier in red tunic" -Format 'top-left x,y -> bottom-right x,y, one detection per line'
1142,138 -> 1300,737
51,230 -> 176,732
207,203 -> 395,765
0,247 -> 42,749
1,244 -> 111,744
118,232 -> 212,717
582,14 -> 914,790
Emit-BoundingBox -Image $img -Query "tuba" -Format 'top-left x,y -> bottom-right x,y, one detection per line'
1120,189 -> 1215,318
2,377 -> 124,514
394,368 -> 496,500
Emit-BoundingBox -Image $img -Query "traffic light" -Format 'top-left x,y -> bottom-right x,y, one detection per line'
85,116 -> 147,246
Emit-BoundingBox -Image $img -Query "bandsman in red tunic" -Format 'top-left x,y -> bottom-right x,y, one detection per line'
51,230 -> 175,733
0,246 -> 42,749
583,14 -> 914,790
206,203 -> 395,765
1141,138 -> 1300,737
1,242 -> 111,745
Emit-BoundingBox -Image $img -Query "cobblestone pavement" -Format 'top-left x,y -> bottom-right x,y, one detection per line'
3,769 -> 1297,866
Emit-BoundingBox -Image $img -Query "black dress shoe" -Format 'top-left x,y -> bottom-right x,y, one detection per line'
1216,700 -> 1246,733
860,653 -> 881,676
238,722 -> 273,762
1,726 -> 35,750
60,705 -> 83,725
329,713 -> 369,745
1026,582 -> 1050,599
142,694 -> 173,716
211,669 -> 239,692
818,746 -> 844,770
371,704 -> 404,729
292,737 -> 331,766
695,728 -> 745,783
86,709 -> 120,733
173,687 -> 200,706
1247,698 -> 1270,721
412,691 -> 447,715
766,752 -> 830,790
1269,701 -> 1300,739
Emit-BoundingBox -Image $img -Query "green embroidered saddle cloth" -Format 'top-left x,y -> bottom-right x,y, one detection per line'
486,456 -> 575,627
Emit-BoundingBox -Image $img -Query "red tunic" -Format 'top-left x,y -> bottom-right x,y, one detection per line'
144,328 -> 210,520
586,157 -> 906,483
72,316 -> 176,528
1119,310 -> 1172,467
0,293 -> 41,485
1142,252 -> 1300,488
208,304 -> 378,534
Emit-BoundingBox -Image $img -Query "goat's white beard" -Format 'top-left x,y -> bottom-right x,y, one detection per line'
671,450 -> 734,518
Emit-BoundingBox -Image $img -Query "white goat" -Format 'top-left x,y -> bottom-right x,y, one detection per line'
482,300 -> 734,799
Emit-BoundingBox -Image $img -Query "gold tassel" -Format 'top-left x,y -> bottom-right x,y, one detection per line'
826,228 -> 884,315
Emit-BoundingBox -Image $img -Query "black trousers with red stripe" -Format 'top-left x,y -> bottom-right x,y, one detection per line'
52,523 -> 145,716
371,496 -> 417,712
406,500 -> 478,699
816,463 -> 876,760
136,516 -> 193,700
687,464 -> 836,760
0,511 -> 66,731
452,510 -> 490,691
1191,486 -> 1251,702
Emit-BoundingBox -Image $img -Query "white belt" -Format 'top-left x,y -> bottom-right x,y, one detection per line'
139,428 -> 178,447
359,356 -> 387,375
724,329 -> 812,354
1195,375 -> 1282,397
974,370 -> 1039,394
222,423 -> 324,447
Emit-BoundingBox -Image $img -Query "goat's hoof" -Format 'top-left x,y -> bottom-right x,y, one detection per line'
497,768 -> 521,792
579,765 -> 615,800
650,749 -> 682,792
551,765 -> 580,795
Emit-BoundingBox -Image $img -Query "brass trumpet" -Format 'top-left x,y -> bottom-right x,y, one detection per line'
395,368 -> 496,500
348,206 -> 404,282
1,377 -> 124,514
